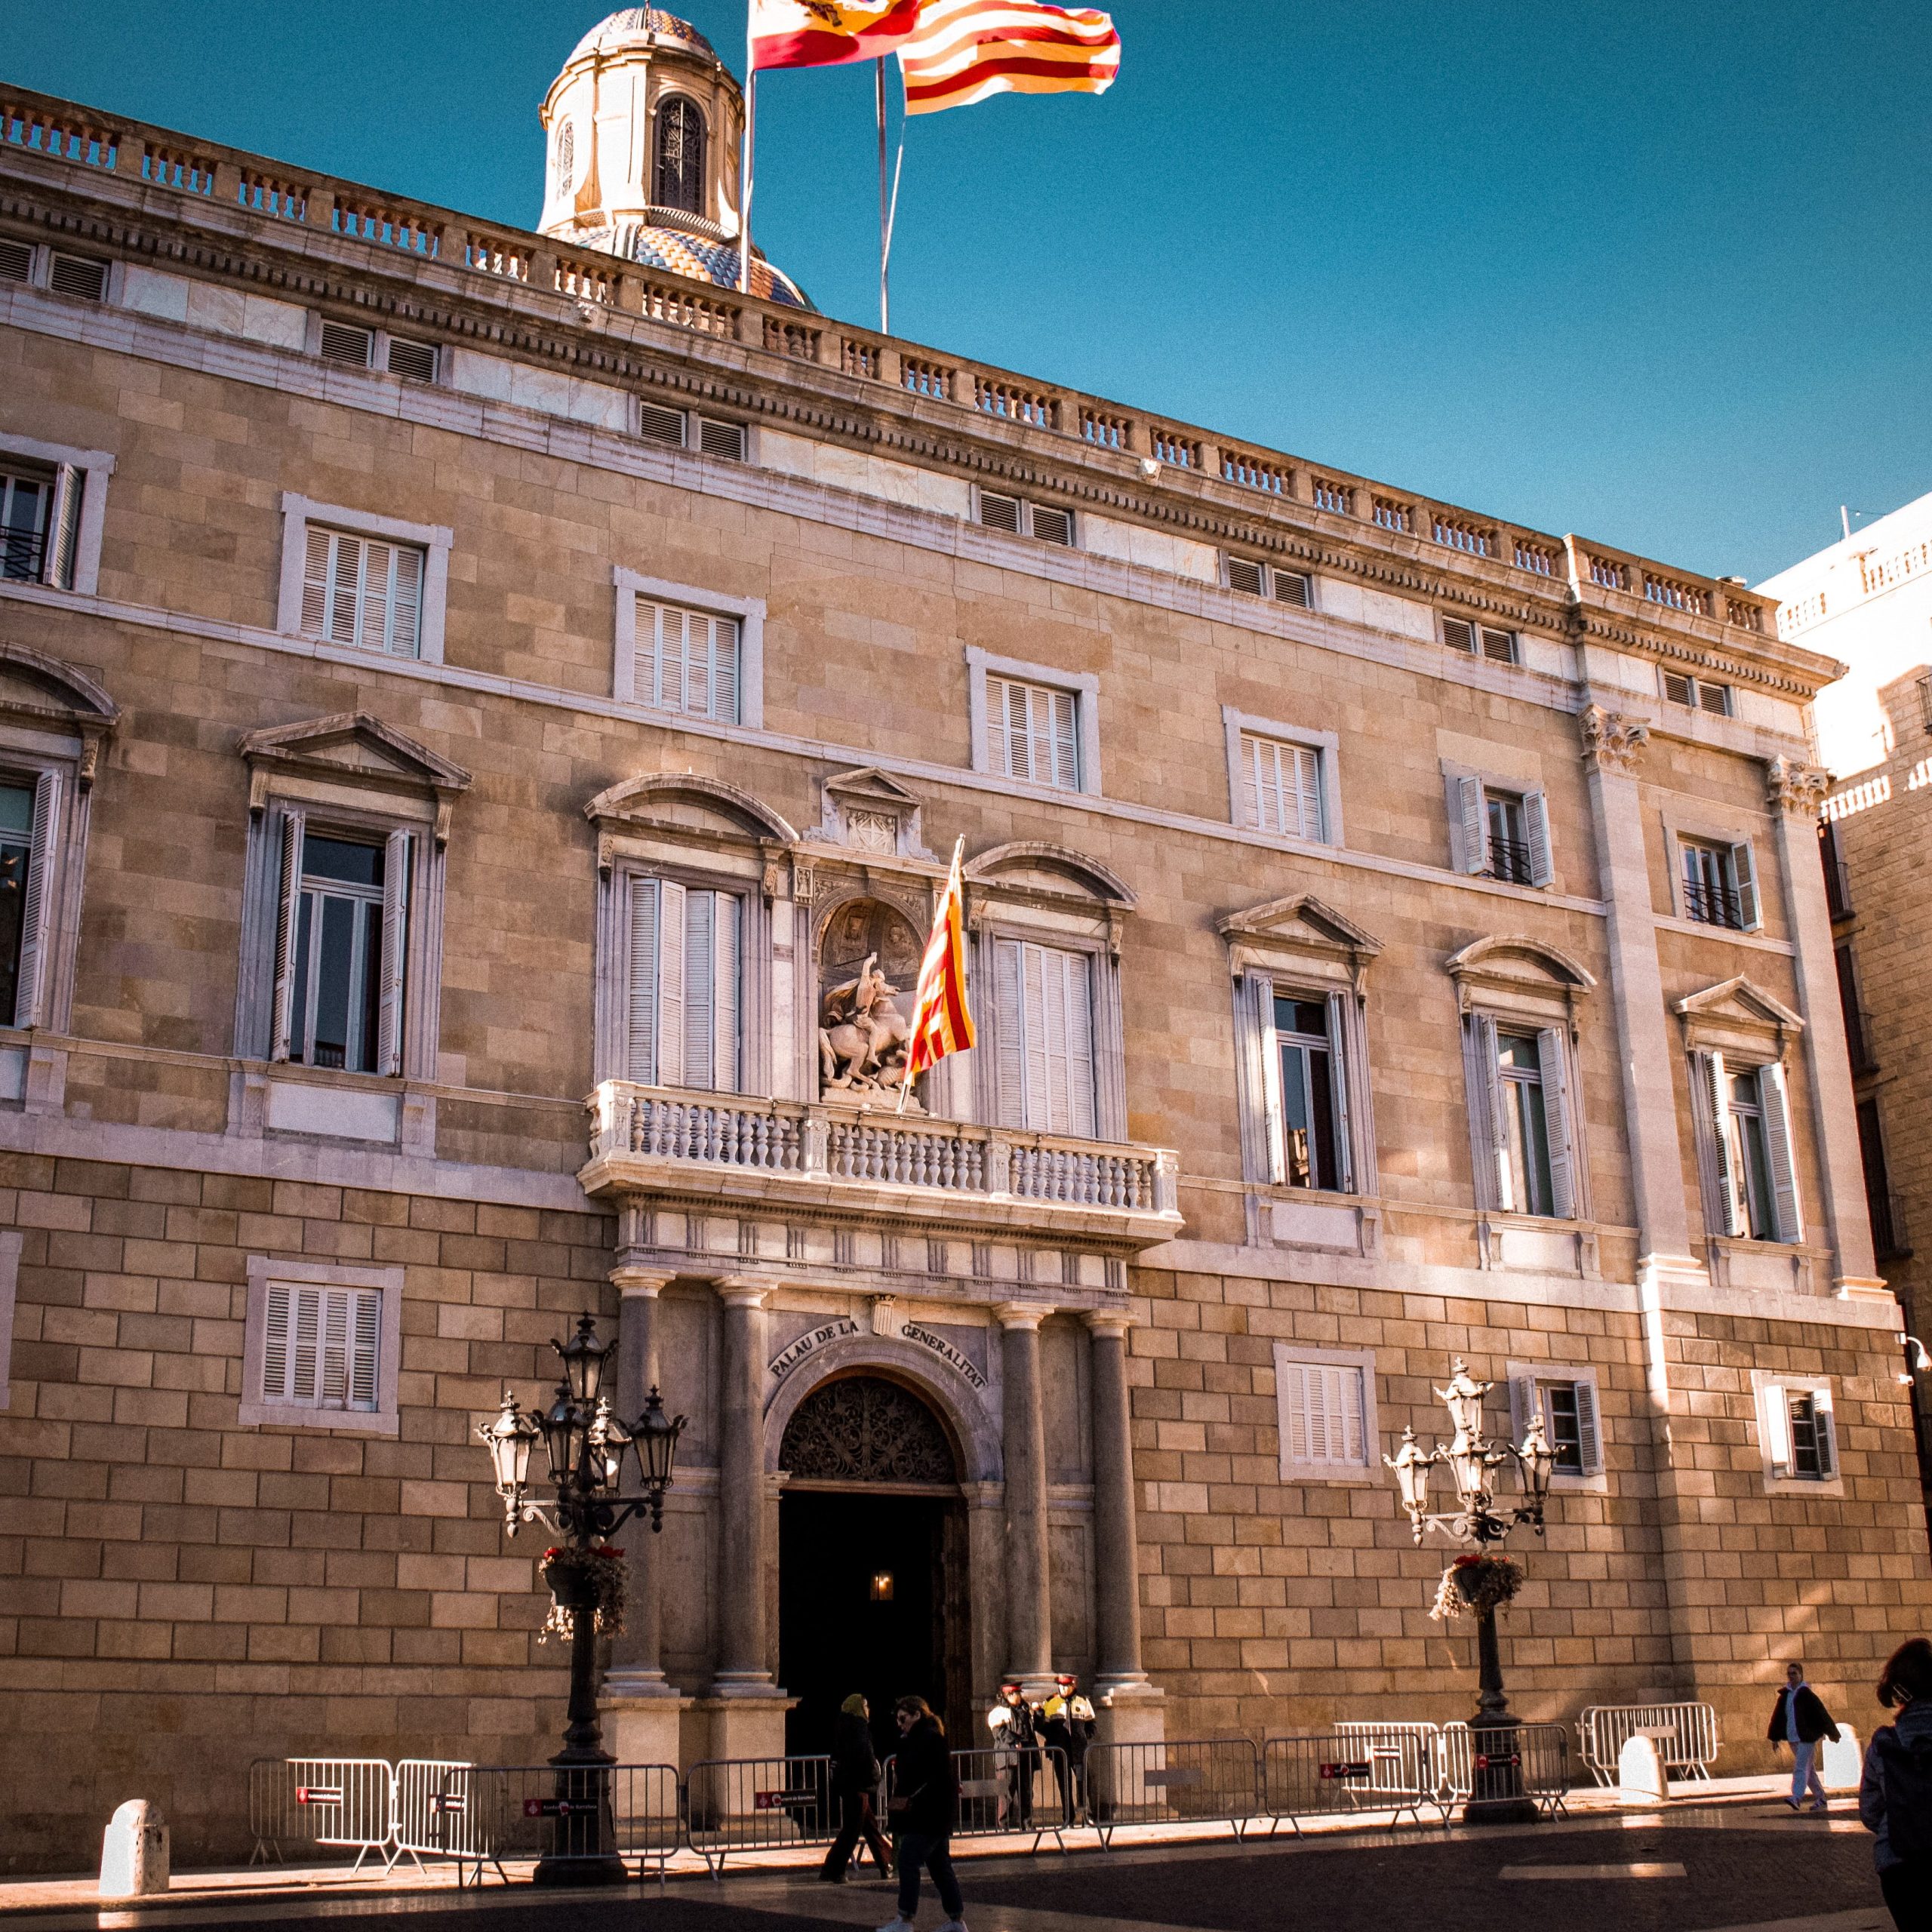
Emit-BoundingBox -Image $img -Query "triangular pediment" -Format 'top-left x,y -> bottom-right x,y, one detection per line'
823,766 -> 921,808
240,712 -> 472,794
1217,894 -> 1383,960
1675,977 -> 1804,1035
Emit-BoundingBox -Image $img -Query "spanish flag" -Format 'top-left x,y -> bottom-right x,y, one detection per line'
902,837 -> 975,1099
750,0 -> 924,69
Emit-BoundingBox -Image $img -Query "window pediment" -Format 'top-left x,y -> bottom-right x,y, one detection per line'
242,712 -> 471,841
967,841 -> 1133,952
1446,934 -> 1595,1020
1217,894 -> 1382,990
1675,976 -> 1803,1058
586,773 -> 795,850
807,766 -> 933,860
0,641 -> 118,783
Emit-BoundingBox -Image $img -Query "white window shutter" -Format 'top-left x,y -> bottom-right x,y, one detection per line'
1305,1365 -> 1332,1462
1507,1374 -> 1535,1446
1241,735 -> 1266,831
1325,990 -> 1354,1193
359,542 -> 392,656
1251,975 -> 1286,1184
987,676 -> 1011,778
1523,789 -> 1553,887
685,610 -> 712,719
661,608 -> 688,715
12,768 -> 60,1029
1813,1385 -> 1836,1478
348,1289 -> 381,1411
636,598 -> 662,709
1692,1050 -> 1741,1236
1338,1367 -> 1365,1465
655,879 -> 688,1088
714,617 -> 740,724
1463,1012 -> 1503,1210
47,464 -> 84,589
1573,1376 -> 1601,1475
1064,947 -> 1096,1137
992,937 -> 1026,1128
376,829 -> 411,1077
1296,746 -> 1324,841
290,1284 -> 321,1404
1759,1060 -> 1803,1242
318,1287 -> 351,1405
1457,774 -> 1488,874
262,1281 -> 293,1401
300,525 -> 332,635
713,893 -> 740,1093
389,546 -> 423,657
1731,841 -> 1760,930
1537,1024 -> 1576,1220
626,876 -> 659,1082
1762,1383 -> 1792,1475
328,533 -> 362,646
1280,1361 -> 1311,1466
269,808 -> 305,1062
1023,943 -> 1053,1128
1051,688 -> 1079,791
682,889 -> 715,1091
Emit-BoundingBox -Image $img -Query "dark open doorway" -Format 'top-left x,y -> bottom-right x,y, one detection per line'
777,1374 -> 971,1761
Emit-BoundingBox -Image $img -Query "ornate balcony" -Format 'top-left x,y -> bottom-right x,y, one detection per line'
580,1081 -> 1181,1251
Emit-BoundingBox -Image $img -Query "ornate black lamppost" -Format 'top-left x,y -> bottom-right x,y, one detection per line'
1385,1359 -> 1555,1825
478,1312 -> 685,1885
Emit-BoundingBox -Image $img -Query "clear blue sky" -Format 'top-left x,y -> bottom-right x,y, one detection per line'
11,2 -> 1930,579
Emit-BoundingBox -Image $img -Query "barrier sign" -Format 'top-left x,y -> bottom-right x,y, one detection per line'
1143,1767 -> 1203,1788
523,1797 -> 587,1818
1474,1752 -> 1521,1770
1318,1761 -> 1371,1780
295,1786 -> 343,1806
432,1795 -> 466,1815
753,1789 -> 816,1810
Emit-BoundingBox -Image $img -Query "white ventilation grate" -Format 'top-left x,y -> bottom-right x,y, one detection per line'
318,320 -> 373,368
0,238 -> 32,284
386,337 -> 438,383
697,417 -> 746,460
47,252 -> 106,300
638,402 -> 688,448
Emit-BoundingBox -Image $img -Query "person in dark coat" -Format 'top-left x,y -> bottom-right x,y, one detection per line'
1768,1660 -> 1843,1814
820,1693 -> 891,1884
1861,1636 -> 1932,1930
1039,1675 -> 1096,1823
879,1696 -> 965,1932
993,1683 -> 1039,1826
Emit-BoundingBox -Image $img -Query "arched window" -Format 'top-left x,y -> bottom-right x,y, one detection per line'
555,122 -> 574,195
654,96 -> 705,214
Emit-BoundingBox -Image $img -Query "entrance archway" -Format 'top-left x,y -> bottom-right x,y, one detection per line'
778,1373 -> 971,1759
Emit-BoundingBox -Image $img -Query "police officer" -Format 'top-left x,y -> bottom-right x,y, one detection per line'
1040,1675 -> 1096,1823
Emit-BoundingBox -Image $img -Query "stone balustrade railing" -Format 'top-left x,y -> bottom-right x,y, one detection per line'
586,1081 -> 1179,1220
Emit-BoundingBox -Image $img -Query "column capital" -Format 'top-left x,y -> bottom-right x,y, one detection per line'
993,1299 -> 1054,1331
713,1275 -> 769,1309
1578,703 -> 1650,775
611,1266 -> 674,1298
1083,1309 -> 1136,1340
1765,754 -> 1832,818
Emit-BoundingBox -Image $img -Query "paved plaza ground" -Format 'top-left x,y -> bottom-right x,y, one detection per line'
0,1803 -> 1895,1932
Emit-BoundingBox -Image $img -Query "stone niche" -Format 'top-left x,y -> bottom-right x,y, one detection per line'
816,895 -> 924,1106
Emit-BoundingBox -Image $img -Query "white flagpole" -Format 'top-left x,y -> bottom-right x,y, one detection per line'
740,11 -> 756,295
875,57 -> 890,335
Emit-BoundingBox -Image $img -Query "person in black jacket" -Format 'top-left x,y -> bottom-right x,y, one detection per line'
879,1697 -> 965,1932
1860,1636 -> 1932,1930
820,1694 -> 891,1884
1768,1660 -> 1843,1814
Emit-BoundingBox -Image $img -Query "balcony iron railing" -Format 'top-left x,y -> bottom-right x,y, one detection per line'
1485,836 -> 1535,887
1682,879 -> 1746,930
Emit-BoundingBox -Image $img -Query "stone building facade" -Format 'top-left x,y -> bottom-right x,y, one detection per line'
1,29 -> 1927,1871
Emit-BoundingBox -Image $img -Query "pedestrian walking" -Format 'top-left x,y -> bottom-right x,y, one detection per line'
820,1693 -> 891,1884
1768,1660 -> 1842,1814
1861,1637 -> 1932,1930
1040,1675 -> 1095,1823
879,1695 -> 966,1932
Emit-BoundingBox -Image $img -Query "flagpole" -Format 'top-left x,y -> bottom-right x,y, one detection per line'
739,16 -> 756,296
875,57 -> 890,336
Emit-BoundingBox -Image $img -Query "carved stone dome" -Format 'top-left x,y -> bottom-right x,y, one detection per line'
568,8 -> 720,65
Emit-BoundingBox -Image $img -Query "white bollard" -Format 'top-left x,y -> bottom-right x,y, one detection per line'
1822,1729 -> 1862,1792
100,1799 -> 169,1899
1617,1734 -> 1669,1804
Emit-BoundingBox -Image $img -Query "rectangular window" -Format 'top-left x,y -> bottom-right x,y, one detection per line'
988,675 -> 1080,791
0,780 -> 32,1026
299,526 -> 425,658
1,462 -> 83,588
632,597 -> 741,724
1726,1069 -> 1780,1241
1663,670 -> 1733,716
625,877 -> 741,1092
1240,734 -> 1324,841
259,1278 -> 383,1415
385,336 -> 438,383
1759,1378 -> 1836,1484
1697,1051 -> 1801,1242
1508,1367 -> 1603,1478
1441,616 -> 1519,664
1857,1097 -> 1906,1260
1678,838 -> 1757,930
1456,778 -> 1552,886
1466,1014 -> 1577,1220
992,937 -> 1096,1137
1820,820 -> 1853,921
1498,1029 -> 1555,1218
978,490 -> 1074,546
0,768 -> 60,1030
1223,556 -> 1313,608
1835,942 -> 1874,1074
1273,1343 -> 1379,1480
1272,992 -> 1345,1191
318,319 -> 374,367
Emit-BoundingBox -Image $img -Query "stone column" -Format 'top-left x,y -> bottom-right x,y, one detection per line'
995,1301 -> 1054,1697
713,1278 -> 771,1690
1766,756 -> 1885,1295
1085,1311 -> 1163,1746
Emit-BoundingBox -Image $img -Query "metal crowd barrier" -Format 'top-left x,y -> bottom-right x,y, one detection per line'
1577,1703 -> 1719,1786
448,1764 -> 681,1885
685,1755 -> 836,1875
247,1756 -> 402,1869
393,1761 -> 502,1885
1444,1722 -> 1571,1817
890,1746 -> 1070,1852
1260,1734 -> 1441,1833
1084,1738 -> 1260,1847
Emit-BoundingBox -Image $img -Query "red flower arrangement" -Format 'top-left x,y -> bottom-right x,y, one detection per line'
537,1543 -> 629,1643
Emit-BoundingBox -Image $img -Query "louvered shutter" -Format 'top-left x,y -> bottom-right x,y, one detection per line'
328,534 -> 362,646
1762,1383 -> 1792,1475
980,491 -> 1022,534
1279,1361 -> 1311,1466
1249,975 -> 1286,1184
319,1288 -> 352,1405
683,890 -> 715,1090
290,1285 -> 321,1404
1334,1367 -> 1364,1464
1692,1050 -> 1742,1236
376,829 -> 411,1077
1730,842 -> 1760,930
638,402 -> 687,448
11,768 -> 59,1029
712,616 -> 740,723
1481,627 -> 1517,665
1813,1386 -> 1835,1478
1325,991 -> 1354,1193
992,937 -> 1026,1127
1305,1365 -> 1332,1462
1663,671 -> 1694,706
1759,1061 -> 1803,1241
360,541 -> 392,655
711,893 -> 740,1093
262,1281 -> 293,1401
1573,1377 -> 1601,1475
1463,1013 -> 1503,1210
269,809 -> 305,1063
348,1289 -> 381,1410
1536,1024 -> 1576,1220
986,676 -> 1011,777
661,607 -> 688,714
1050,689 -> 1079,791
389,546 -> 423,657
655,879 -> 687,1088
1508,1373 -> 1536,1446
300,525 -> 332,635
1063,947 -> 1096,1137
46,465 -> 83,589
626,876 -> 659,1082
685,609 -> 712,719
1023,943 -> 1053,1129
1031,505 -> 1074,547
1225,557 -> 1266,596
1457,775 -> 1489,874
1523,790 -> 1553,887
635,598 -> 662,709
1296,746 -> 1324,841
1239,735 -> 1264,832
1273,570 -> 1312,609
1442,617 -> 1476,654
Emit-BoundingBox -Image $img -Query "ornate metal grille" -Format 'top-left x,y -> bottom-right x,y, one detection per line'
780,1376 -> 956,1486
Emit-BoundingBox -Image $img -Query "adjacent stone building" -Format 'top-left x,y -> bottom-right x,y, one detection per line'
2,21 -> 1926,1870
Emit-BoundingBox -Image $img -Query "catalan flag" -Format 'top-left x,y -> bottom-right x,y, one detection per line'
749,0 -> 924,69
897,0 -> 1121,115
901,837 -> 975,1099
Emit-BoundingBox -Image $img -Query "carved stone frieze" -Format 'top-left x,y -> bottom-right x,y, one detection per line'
778,1374 -> 957,1485
1765,755 -> 1831,818
1577,703 -> 1650,776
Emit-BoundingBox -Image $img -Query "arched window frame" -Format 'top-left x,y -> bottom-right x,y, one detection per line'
653,93 -> 707,214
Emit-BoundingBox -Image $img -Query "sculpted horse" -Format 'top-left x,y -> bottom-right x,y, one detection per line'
819,952 -> 914,1097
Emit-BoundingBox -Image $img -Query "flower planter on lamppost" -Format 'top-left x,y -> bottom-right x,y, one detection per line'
1384,1358 -> 1555,1826
478,1312 -> 685,1886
